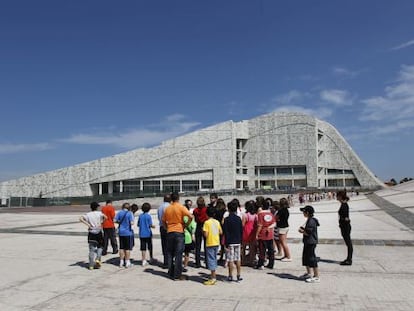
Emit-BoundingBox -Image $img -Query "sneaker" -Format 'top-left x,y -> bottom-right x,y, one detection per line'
95,260 -> 102,269
340,260 -> 352,266
299,273 -> 312,280
227,276 -> 233,282
119,260 -> 124,268
175,275 -> 188,281
142,260 -> 148,267
182,267 -> 188,273
112,250 -> 118,254
266,265 -> 274,270
203,279 -> 217,286
255,265 -> 264,270
125,262 -> 133,268
237,275 -> 243,282
305,277 -> 320,283
281,258 -> 292,262
88,266 -> 94,270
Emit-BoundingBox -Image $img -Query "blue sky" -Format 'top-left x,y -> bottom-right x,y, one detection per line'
1,0 -> 413,182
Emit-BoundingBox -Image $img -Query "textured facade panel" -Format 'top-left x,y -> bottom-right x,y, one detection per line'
0,112 -> 383,198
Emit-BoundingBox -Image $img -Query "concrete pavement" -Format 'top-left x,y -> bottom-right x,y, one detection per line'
1,185 -> 414,310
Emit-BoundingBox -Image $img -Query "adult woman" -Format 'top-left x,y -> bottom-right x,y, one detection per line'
277,197 -> 291,262
337,190 -> 353,265
115,202 -> 135,268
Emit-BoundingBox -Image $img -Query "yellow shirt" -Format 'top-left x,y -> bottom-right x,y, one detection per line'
203,218 -> 222,247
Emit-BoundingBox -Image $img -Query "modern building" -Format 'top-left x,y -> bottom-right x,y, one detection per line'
0,112 -> 383,198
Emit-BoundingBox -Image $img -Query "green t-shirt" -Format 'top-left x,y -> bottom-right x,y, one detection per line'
183,215 -> 196,244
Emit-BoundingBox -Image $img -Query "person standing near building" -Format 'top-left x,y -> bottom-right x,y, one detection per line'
115,202 -> 135,268
79,202 -> 107,270
277,197 -> 292,262
162,192 -> 193,280
192,196 -> 209,268
337,190 -> 353,266
138,202 -> 155,266
203,207 -> 222,285
255,200 -> 276,270
223,200 -> 243,282
101,199 -> 118,255
157,193 -> 171,268
298,205 -> 320,283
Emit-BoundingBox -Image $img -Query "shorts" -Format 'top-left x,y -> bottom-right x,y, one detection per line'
302,244 -> 318,268
278,227 -> 289,235
119,235 -> 134,250
273,227 -> 280,241
225,244 -> 241,262
88,232 -> 104,248
140,237 -> 152,251
184,242 -> 195,254
205,246 -> 218,271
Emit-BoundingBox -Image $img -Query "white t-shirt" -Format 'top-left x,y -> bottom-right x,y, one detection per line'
83,211 -> 104,234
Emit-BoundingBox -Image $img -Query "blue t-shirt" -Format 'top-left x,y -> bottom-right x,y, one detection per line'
138,212 -> 153,238
115,210 -> 134,236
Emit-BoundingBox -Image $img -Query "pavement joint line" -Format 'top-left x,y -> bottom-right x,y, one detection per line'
366,193 -> 414,231
1,228 -> 413,246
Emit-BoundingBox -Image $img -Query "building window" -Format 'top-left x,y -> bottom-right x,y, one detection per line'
327,169 -> 344,175
276,167 -> 292,175
201,180 -> 213,189
345,178 -> 360,187
327,179 -> 344,187
259,168 -> 274,176
123,180 -> 140,193
293,166 -> 307,175
143,180 -> 160,193
163,180 -> 180,193
182,180 -> 199,192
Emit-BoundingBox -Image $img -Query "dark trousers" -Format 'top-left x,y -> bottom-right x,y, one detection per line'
257,239 -> 275,268
167,232 -> 185,279
195,224 -> 207,267
103,227 -> 118,253
160,226 -> 168,266
340,224 -> 353,261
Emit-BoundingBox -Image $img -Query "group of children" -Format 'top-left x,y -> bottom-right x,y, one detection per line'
80,194 -> 321,285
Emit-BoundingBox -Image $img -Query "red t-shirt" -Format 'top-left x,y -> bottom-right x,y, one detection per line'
193,206 -> 209,224
257,211 -> 275,240
101,204 -> 116,229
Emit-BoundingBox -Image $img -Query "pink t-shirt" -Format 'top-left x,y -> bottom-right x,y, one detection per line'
243,213 -> 257,243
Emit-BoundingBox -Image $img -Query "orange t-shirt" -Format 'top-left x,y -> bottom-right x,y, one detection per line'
162,202 -> 192,233
101,204 -> 116,228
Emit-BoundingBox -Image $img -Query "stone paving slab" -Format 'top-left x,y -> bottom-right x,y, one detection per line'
1,190 -> 414,311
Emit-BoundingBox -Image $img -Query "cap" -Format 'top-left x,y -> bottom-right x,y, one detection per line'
90,201 -> 100,209
300,205 -> 315,214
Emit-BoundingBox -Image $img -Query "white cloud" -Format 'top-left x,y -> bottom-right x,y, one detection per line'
391,39 -> 414,51
0,143 -> 52,155
62,115 -> 200,149
332,66 -> 359,78
320,89 -> 353,106
271,90 -> 308,105
360,65 -> 414,121
270,105 -> 333,119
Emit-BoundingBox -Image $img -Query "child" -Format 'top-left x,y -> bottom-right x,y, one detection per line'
138,202 -> 155,266
79,202 -> 107,270
298,205 -> 320,283
183,200 -> 196,272
223,200 -> 243,282
202,207 -> 223,285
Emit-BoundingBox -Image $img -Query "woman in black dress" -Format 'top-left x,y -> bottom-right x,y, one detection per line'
337,190 -> 353,265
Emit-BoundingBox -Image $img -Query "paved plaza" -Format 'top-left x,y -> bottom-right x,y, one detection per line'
1,183 -> 414,310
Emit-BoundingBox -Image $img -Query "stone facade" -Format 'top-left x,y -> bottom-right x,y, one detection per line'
0,112 -> 383,198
